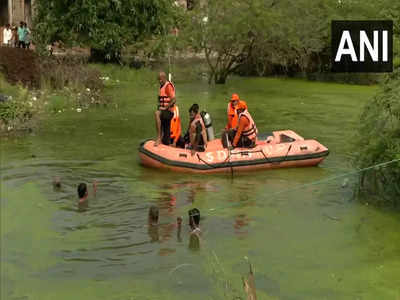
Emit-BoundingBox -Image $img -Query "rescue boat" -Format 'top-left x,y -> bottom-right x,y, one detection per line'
139,130 -> 329,174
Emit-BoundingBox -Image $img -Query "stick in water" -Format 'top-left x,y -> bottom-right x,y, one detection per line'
242,260 -> 257,300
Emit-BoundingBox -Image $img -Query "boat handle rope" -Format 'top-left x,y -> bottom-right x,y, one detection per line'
282,145 -> 292,162
196,153 -> 218,169
228,148 -> 272,164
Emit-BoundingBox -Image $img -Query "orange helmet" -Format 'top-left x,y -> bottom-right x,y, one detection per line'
230,93 -> 240,101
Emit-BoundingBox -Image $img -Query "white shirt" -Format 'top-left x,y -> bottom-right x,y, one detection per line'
3,28 -> 12,44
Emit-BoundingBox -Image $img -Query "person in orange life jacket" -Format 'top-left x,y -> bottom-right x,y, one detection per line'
221,93 -> 248,148
170,104 -> 182,147
155,71 -> 176,146
225,93 -> 248,130
188,104 -> 208,152
229,102 -> 258,149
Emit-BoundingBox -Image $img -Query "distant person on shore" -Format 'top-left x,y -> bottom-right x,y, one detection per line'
11,25 -> 18,48
17,21 -> 26,48
2,24 -> 12,46
24,23 -> 31,49
155,71 -> 176,146
47,43 -> 54,56
77,181 -> 97,206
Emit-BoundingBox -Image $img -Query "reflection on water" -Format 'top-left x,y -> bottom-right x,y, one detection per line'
1,76 -> 400,300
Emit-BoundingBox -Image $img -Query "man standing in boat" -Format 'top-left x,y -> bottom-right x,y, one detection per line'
155,72 -> 176,146
229,102 -> 258,148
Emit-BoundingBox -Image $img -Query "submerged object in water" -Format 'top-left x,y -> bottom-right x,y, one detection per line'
139,130 -> 329,174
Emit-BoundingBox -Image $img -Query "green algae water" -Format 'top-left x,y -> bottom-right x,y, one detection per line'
1,67 -> 400,300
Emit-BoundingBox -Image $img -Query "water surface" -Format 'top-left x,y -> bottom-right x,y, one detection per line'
2,69 -> 399,300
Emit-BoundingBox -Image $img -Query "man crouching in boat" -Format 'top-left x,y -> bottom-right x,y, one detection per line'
155,71 -> 176,146
227,102 -> 258,149
225,93 -> 247,131
174,104 -> 208,152
188,104 -> 208,152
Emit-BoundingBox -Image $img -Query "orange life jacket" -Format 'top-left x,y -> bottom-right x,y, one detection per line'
238,110 -> 258,141
226,102 -> 238,129
226,100 -> 247,129
159,81 -> 175,108
170,105 -> 182,141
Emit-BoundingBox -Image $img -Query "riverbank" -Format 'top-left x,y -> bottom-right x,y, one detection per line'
0,48 -> 111,135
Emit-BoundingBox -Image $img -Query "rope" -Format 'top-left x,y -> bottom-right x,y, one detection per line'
196,153 -> 217,169
206,158 -> 400,213
272,158 -> 400,196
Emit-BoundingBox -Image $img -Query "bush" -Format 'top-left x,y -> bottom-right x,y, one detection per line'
0,55 -> 109,134
0,77 -> 42,132
0,47 -> 40,88
353,67 -> 400,206
39,55 -> 103,91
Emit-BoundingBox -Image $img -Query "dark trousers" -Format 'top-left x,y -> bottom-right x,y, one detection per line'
222,129 -> 255,148
175,132 -> 205,151
173,136 -> 186,148
160,109 -> 173,145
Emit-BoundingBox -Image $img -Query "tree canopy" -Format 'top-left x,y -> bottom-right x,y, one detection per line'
180,0 -> 400,84
33,0 -> 180,61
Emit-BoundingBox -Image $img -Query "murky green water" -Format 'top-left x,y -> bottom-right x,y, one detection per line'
2,67 -> 400,300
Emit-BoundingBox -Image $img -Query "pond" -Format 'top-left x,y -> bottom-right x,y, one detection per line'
1,67 -> 399,300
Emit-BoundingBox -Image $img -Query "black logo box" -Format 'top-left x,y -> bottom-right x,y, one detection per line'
331,20 -> 393,73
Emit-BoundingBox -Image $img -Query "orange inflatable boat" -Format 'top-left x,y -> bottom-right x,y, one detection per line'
139,130 -> 329,174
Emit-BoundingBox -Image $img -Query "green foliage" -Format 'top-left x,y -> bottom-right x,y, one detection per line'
33,0 -> 180,61
0,59 -> 109,134
181,0 -> 400,84
0,78 -> 41,131
181,0 -> 257,84
354,67 -> 400,205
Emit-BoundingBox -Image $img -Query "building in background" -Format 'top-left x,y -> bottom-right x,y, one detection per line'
0,0 -> 35,27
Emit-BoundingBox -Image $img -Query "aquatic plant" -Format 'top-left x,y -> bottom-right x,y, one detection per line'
353,67 -> 400,205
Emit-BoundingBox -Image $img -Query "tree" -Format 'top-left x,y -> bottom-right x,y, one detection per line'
180,0 -> 336,83
33,0 -> 180,62
181,0 -> 257,84
181,0 -> 399,84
